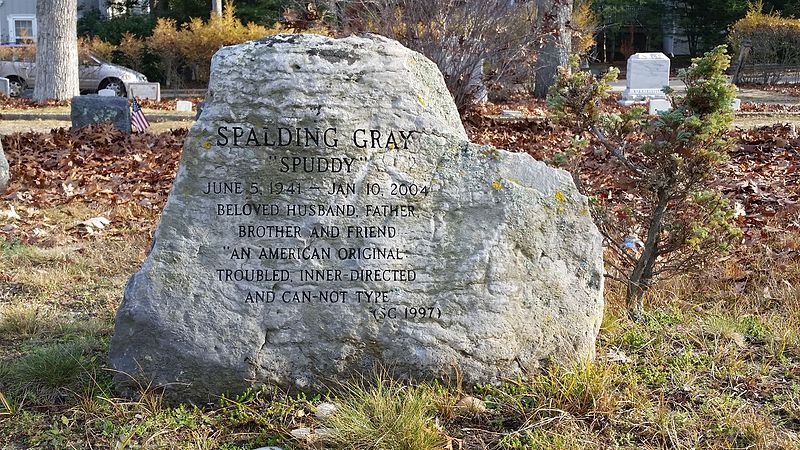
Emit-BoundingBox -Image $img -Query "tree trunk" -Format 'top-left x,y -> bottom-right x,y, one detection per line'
625,189 -> 669,322
33,0 -> 79,103
212,0 -> 223,16
151,0 -> 169,15
533,0 -> 573,98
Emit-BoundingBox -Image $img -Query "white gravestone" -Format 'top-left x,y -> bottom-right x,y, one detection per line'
649,99 -> 672,114
621,53 -> 671,105
98,89 -> 117,97
0,140 -> 9,194
0,77 -> 9,97
175,100 -> 193,112
128,82 -> 161,101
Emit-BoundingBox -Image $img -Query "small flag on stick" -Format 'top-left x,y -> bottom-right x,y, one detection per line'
131,97 -> 150,132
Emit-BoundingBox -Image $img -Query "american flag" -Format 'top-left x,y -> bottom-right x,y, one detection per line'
130,97 -> 150,132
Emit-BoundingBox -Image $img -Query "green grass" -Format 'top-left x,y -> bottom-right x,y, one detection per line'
2,340 -> 101,404
0,203 -> 799,448
324,373 -> 446,450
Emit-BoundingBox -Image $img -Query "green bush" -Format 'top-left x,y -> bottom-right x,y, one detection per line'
78,9 -> 157,45
549,46 -> 741,321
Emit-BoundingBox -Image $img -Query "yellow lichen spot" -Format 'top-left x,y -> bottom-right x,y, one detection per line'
202,141 -> 212,150
491,180 -> 503,190
408,57 -> 417,65
418,95 -> 427,107
388,142 -> 396,149
555,191 -> 566,203
479,149 -> 500,160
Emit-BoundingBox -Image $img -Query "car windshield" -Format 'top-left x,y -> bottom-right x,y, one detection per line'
78,53 -> 107,66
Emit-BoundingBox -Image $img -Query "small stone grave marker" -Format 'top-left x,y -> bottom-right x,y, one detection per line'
0,140 -> 8,194
175,100 -> 193,112
0,77 -> 10,97
110,34 -> 604,401
621,53 -> 670,105
71,95 -> 131,134
500,110 -> 523,118
649,99 -> 671,114
98,89 -> 116,97
128,82 -> 161,101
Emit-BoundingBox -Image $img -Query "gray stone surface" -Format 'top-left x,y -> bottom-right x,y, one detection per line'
71,95 -> 131,133
195,101 -> 206,120
110,34 -> 604,401
314,402 -> 337,421
128,82 -> 161,101
0,77 -> 9,97
0,140 -> 8,194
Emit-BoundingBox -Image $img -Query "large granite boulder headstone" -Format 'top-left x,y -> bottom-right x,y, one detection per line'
0,140 -> 8,194
110,34 -> 604,401
71,95 -> 131,133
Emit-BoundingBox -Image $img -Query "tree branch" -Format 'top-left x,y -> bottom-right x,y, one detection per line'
590,125 -> 647,179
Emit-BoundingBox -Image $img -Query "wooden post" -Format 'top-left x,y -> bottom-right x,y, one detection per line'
731,41 -> 752,85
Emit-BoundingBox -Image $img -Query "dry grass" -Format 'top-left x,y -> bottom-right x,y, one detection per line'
0,204 -> 799,448
0,120 -> 191,135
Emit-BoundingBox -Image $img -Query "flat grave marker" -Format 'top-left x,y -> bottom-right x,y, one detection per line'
128,82 -> 161,101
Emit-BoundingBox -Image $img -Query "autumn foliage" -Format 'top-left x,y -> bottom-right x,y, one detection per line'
79,2 -> 328,87
729,1 -> 800,83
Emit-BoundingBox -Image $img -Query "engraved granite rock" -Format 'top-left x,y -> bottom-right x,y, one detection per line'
110,34 -> 604,401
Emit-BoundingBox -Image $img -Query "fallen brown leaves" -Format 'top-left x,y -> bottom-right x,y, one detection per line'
739,102 -> 800,113
1,111 -> 798,248
467,112 -> 800,239
1,124 -> 185,243
739,83 -> 800,98
719,124 -> 800,242
137,98 -> 205,111
466,115 -> 566,160
0,96 -> 69,110
0,95 -> 204,111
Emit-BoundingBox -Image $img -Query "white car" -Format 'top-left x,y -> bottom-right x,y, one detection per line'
0,51 -> 148,97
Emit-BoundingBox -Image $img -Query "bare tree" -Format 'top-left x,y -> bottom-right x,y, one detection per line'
33,0 -> 80,102
533,0 -> 573,98
324,0 -> 538,113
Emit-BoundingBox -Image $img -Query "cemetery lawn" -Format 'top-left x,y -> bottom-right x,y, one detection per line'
0,120 -> 194,136
1,205 -> 798,449
1,124 -> 799,448
0,106 -> 194,116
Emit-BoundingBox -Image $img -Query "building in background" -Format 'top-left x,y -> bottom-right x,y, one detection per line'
0,0 -> 148,44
